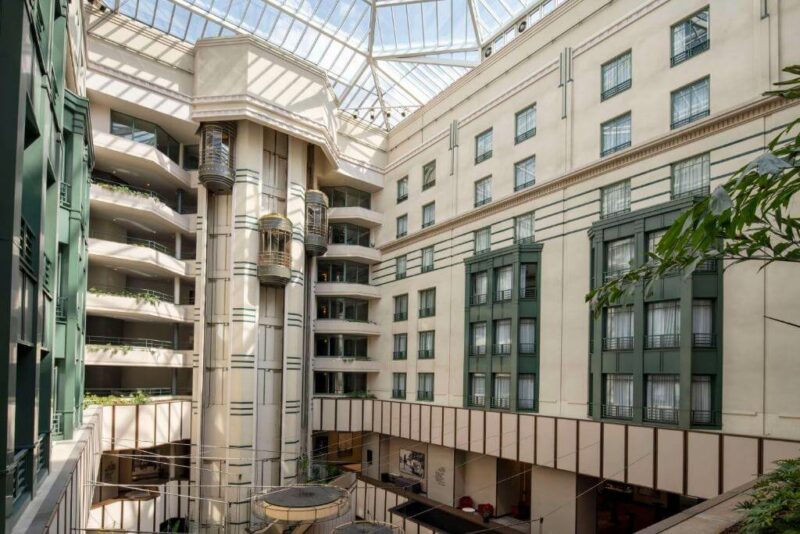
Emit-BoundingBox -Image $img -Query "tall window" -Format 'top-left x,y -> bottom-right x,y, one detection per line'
692,299 -> 714,347
329,223 -> 370,246
494,319 -> 511,355
514,156 -> 536,191
604,374 -> 633,419
322,186 -> 371,208
495,266 -> 513,301
393,294 -> 408,321
492,374 -> 511,409
518,374 -> 536,411
110,110 -> 180,164
474,176 -> 492,207
601,113 -> 632,156
422,202 -> 435,228
397,176 -> 409,202
672,77 -> 710,129
604,306 -> 634,350
691,375 -> 713,424
417,373 -> 434,401
471,272 -> 488,305
475,129 -> 493,164
474,228 -> 491,254
519,263 -> 537,299
392,373 -> 407,399
396,215 -> 408,238
318,261 -> 369,284
671,8 -> 710,66
421,246 -> 434,273
393,334 -> 407,360
470,322 -> 487,355
515,105 -> 536,143
515,212 -> 535,243
316,298 -> 369,321
645,375 -> 680,424
601,180 -> 631,218
315,335 -> 368,358
605,237 -> 634,278
519,319 -> 536,354
419,288 -> 436,317
418,331 -> 435,359
422,161 -> 436,190
470,373 -> 486,406
395,255 -> 407,280
646,301 -> 681,348
647,230 -> 666,259
601,51 -> 632,101
672,153 -> 710,198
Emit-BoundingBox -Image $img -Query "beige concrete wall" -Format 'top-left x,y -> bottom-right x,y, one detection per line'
531,466 -> 575,534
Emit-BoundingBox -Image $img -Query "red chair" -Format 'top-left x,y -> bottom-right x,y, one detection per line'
458,496 -> 475,509
477,503 -> 494,521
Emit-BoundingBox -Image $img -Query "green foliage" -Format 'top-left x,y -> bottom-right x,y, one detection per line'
83,390 -> 152,407
587,66 -> 800,313
737,458 -> 800,533
88,286 -> 165,305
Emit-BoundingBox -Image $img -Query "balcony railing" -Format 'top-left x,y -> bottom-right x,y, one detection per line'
421,263 -> 434,273
52,411 -> 66,437
418,349 -> 434,359
490,397 -> 510,410
392,389 -> 406,399
519,343 -> 536,355
495,289 -> 512,302
493,344 -> 511,355
86,335 -> 175,349
694,258 -> 717,273
56,296 -> 67,322
520,286 -> 537,300
671,36 -> 709,66
602,337 -> 634,351
601,78 -> 632,101
601,404 -> 633,420
394,312 -> 408,321
397,192 -> 408,203
644,406 -> 679,425
396,271 -> 406,280
517,398 -> 536,411
475,151 -> 492,164
35,433 -> 49,479
396,230 -> 407,238
422,219 -> 435,229
514,180 -> 535,192
471,293 -> 487,305
601,140 -> 631,158
417,390 -> 434,402
422,180 -> 436,191
88,284 -> 173,303
691,409 -> 718,426
600,206 -> 631,220
89,230 -> 175,256
419,306 -> 435,318
468,395 -> 485,407
59,180 -> 72,207
393,351 -> 407,360
474,197 -> 491,208
515,128 -> 536,144
645,334 -> 680,349
671,109 -> 710,130
672,184 -> 711,201
469,345 -> 487,356
691,333 -> 715,348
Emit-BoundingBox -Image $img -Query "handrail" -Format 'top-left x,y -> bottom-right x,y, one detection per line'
86,335 -> 175,349
88,284 -> 173,303
89,230 -> 175,256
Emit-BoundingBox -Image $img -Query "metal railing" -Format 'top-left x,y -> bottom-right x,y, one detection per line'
89,230 -> 175,256
469,345 -> 487,356
691,410 -> 718,426
672,184 -> 711,201
392,351 -> 407,360
517,398 -> 536,411
392,389 -> 406,399
600,206 -> 631,220
421,219 -> 435,229
393,312 -> 407,321
471,293 -> 487,305
19,217 -> 36,274
515,128 -> 536,145
421,263 -> 434,273
259,250 -> 292,269
692,333 -> 716,348
520,286 -> 537,299
603,337 -> 634,351
422,179 -> 436,191
88,284 -> 173,303
85,387 -> 189,396
671,109 -> 710,129
601,78 -> 632,101
493,344 -> 511,355
468,395 -> 485,407
490,397 -> 510,410
475,151 -> 492,164
514,179 -> 535,192
694,258 -> 717,273
10,449 -> 30,507
56,296 -> 67,322
396,271 -> 406,280
418,349 -> 434,360
645,334 -> 680,349
603,268 -> 630,282
59,181 -> 72,207
670,37 -> 709,66
52,411 -> 66,436
519,343 -> 536,354
417,390 -> 434,402
601,140 -> 631,157
644,406 -> 679,425
602,404 -> 633,420
35,433 -> 49,479
474,197 -> 492,208
495,289 -> 512,302
396,230 -> 407,238
86,335 -> 175,349
397,193 -> 408,202
418,306 -> 435,318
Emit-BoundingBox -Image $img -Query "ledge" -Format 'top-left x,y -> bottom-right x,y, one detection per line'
88,238 -> 194,279
314,319 -> 381,336
86,293 -> 193,323
324,244 -> 381,264
85,345 -> 192,368
315,282 -> 381,300
313,357 -> 383,373
328,207 -> 383,228
90,184 -> 193,235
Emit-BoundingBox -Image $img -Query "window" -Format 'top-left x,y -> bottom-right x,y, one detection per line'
474,176 -> 492,207
515,105 -> 536,143
322,186 -> 371,209
316,298 -> 369,322
519,319 -> 536,354
645,375 -> 680,424
318,261 -> 369,284
604,306 -> 634,350
469,373 -> 486,406
417,373 -> 434,401
419,288 -> 436,317
647,230 -> 666,259
495,266 -> 513,301
671,77 -> 710,129
314,372 -> 368,396
421,246 -> 434,273
470,322 -> 487,355
422,161 -> 436,190
396,215 -> 408,238
183,145 -> 199,170
422,202 -> 435,228
601,113 -> 632,156
515,212 -> 535,243
672,153 -> 710,198
691,375 -> 713,425
474,228 -> 491,254
605,237 -> 634,279
329,223 -> 370,247
396,256 -> 407,280
110,110 -> 180,164
393,373 -> 407,399
692,299 -> 714,347
397,176 -> 409,202
418,331 -> 435,359
475,129 -> 493,164
601,180 -> 630,218
315,335 -> 368,358
494,319 -> 511,355
519,264 -> 537,299
601,51 -> 632,101
646,301 -> 681,348
491,374 -> 511,409
514,156 -> 535,191
393,334 -> 408,360
394,294 -> 408,321
671,8 -> 709,66
604,374 -> 633,419
518,374 -> 536,411
471,272 -> 488,305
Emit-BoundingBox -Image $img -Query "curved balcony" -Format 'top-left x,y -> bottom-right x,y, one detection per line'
85,336 -> 192,368
93,131 -> 192,190
198,122 -> 236,193
305,190 -> 329,256
315,319 -> 381,336
328,206 -> 383,228
253,485 -> 350,524
88,237 -> 193,279
90,180 -> 193,235
315,282 -> 380,300
313,357 -> 382,373
325,244 -> 381,264
258,214 -> 292,286
86,285 -> 192,323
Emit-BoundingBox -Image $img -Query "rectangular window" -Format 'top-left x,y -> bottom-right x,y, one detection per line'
471,272 -> 488,305
396,215 -> 408,238
397,176 -> 409,202
392,373 -> 407,399
601,180 -> 631,218
474,176 -> 492,207
647,230 -> 666,258
604,306 -> 634,350
492,374 -> 511,409
691,375 -> 713,425
315,335 -> 368,358
322,186 -> 371,209
672,77 -> 710,129
645,375 -> 680,424
419,288 -> 436,317
672,153 -> 710,198
475,129 -> 493,164
671,8 -> 710,66
422,202 -> 435,228
422,161 -> 436,190
395,256 -> 407,280
604,237 -> 634,280
316,298 -> 369,322
329,223 -> 371,246
393,334 -> 407,360
418,331 -> 435,359
515,105 -> 536,144
494,319 -> 511,355
519,263 -> 537,299
692,299 -> 714,348
495,266 -> 513,301
417,373 -> 434,401
601,113 -> 632,156
519,319 -> 536,354
110,110 -> 180,164
469,373 -> 486,407
646,301 -> 681,348
470,322 -> 487,355
474,228 -> 491,254
183,145 -> 199,171
421,246 -> 434,273
515,212 -> 535,243
393,294 -> 408,321
318,261 -> 369,284
601,51 -> 632,101
518,374 -> 536,411
514,156 -> 536,191
604,374 -> 633,419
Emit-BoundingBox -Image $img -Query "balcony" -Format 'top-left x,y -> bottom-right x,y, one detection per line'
492,344 -> 511,356
315,319 -> 381,336
313,356 -> 382,372
469,345 -> 487,356
328,206 -> 382,228
198,122 -> 236,192
490,397 -> 510,410
305,190 -> 329,256
601,404 -> 633,420
470,293 -> 487,305
315,282 -> 380,300
325,244 -> 381,264
88,237 -> 193,279
692,333 -> 716,348
495,289 -> 512,302
417,390 -> 434,402
467,395 -> 485,407
85,336 -> 192,368
645,334 -> 680,349
602,337 -> 634,351
93,131 -> 192,190
258,214 -> 292,286
671,36 -> 709,67
418,306 -> 435,318
86,286 -> 192,323
644,406 -> 679,425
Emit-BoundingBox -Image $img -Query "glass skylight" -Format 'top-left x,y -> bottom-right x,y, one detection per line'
99,0 -> 566,129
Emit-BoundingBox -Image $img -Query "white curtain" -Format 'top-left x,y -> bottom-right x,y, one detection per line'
519,320 -> 536,345
419,331 -> 434,350
605,374 -> 633,407
646,375 -> 680,409
394,295 -> 406,314
516,213 -> 535,241
648,230 -> 666,255
397,215 -> 407,235
393,373 -> 406,390
602,181 -> 630,216
672,10 -> 708,56
495,320 -> 511,345
692,300 -> 713,334
422,204 -> 435,225
475,178 -> 491,203
606,238 -> 634,273
473,272 -> 488,297
422,247 -> 434,269
394,334 -> 406,352
647,301 -> 681,347
673,154 -> 710,196
475,229 -> 490,252
494,375 -> 510,400
476,130 -> 493,156
518,375 -> 535,408
496,266 -> 512,292
515,157 -> 536,188
602,114 -> 631,150
396,256 -> 406,276
602,52 -> 631,91
672,78 -> 709,124
516,107 -> 536,136
420,289 -> 435,309
419,373 -> 433,393
606,307 -> 634,339
471,374 -> 485,397
692,376 -> 712,423
472,323 -> 487,348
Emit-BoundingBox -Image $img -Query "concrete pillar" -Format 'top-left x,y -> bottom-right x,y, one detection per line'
531,466 -> 576,534
175,231 -> 182,260
174,276 -> 181,305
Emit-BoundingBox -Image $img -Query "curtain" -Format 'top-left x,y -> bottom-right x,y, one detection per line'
602,181 -> 630,215
602,114 -> 631,150
605,374 -> 633,407
495,320 -> 511,345
648,230 -> 666,255
672,78 -> 709,124
647,301 -> 680,347
396,256 -> 406,277
472,323 -> 486,347
646,375 -> 680,409
473,272 -> 488,297
692,376 -> 712,422
602,52 -> 631,91
475,178 -> 491,203
393,373 -> 406,391
422,247 -> 434,269
475,229 -> 490,252
519,320 -> 536,344
692,300 -> 713,334
471,374 -> 485,397
423,204 -> 435,225
494,375 -> 510,400
394,295 -> 406,314
516,213 -> 535,241
673,154 -> 710,196
397,216 -> 407,235
420,331 -> 434,350
606,307 -> 634,338
419,373 -> 433,393
515,157 -> 536,188
518,375 -> 535,408
420,289 -> 435,309
606,238 -> 634,273
516,107 -> 536,136
476,130 -> 493,156
496,266 -> 512,292
394,335 -> 406,352
398,178 -> 408,198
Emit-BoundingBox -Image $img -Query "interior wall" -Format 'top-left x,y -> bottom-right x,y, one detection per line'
531,466 -> 575,534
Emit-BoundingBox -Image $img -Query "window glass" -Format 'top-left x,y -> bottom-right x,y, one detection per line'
519,319 -> 536,352
422,161 -> 436,189
422,203 -> 435,228
601,113 -> 632,155
471,323 -> 487,353
672,9 -> 709,59
421,246 -> 434,272
396,256 -> 407,279
605,237 -> 634,275
321,186 -> 371,209
672,153 -> 710,197
691,375 -> 712,423
515,105 -> 536,142
515,212 -> 535,243
518,374 -> 535,410
396,215 -> 408,238
672,77 -> 710,128
397,176 -> 409,201
475,129 -> 493,162
605,374 -> 634,409
474,228 -> 491,253
474,177 -> 492,206
646,301 -> 681,348
601,181 -> 630,217
514,157 -> 536,190
601,52 -> 632,98
604,306 -> 634,350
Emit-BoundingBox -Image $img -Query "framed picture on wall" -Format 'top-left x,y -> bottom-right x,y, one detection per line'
399,448 -> 425,478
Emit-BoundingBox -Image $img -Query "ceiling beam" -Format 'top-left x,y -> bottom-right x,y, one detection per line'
385,56 -> 478,67
373,45 -> 479,59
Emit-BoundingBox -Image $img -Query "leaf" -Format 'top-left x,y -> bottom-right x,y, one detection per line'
710,186 -> 733,215
744,152 -> 792,176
